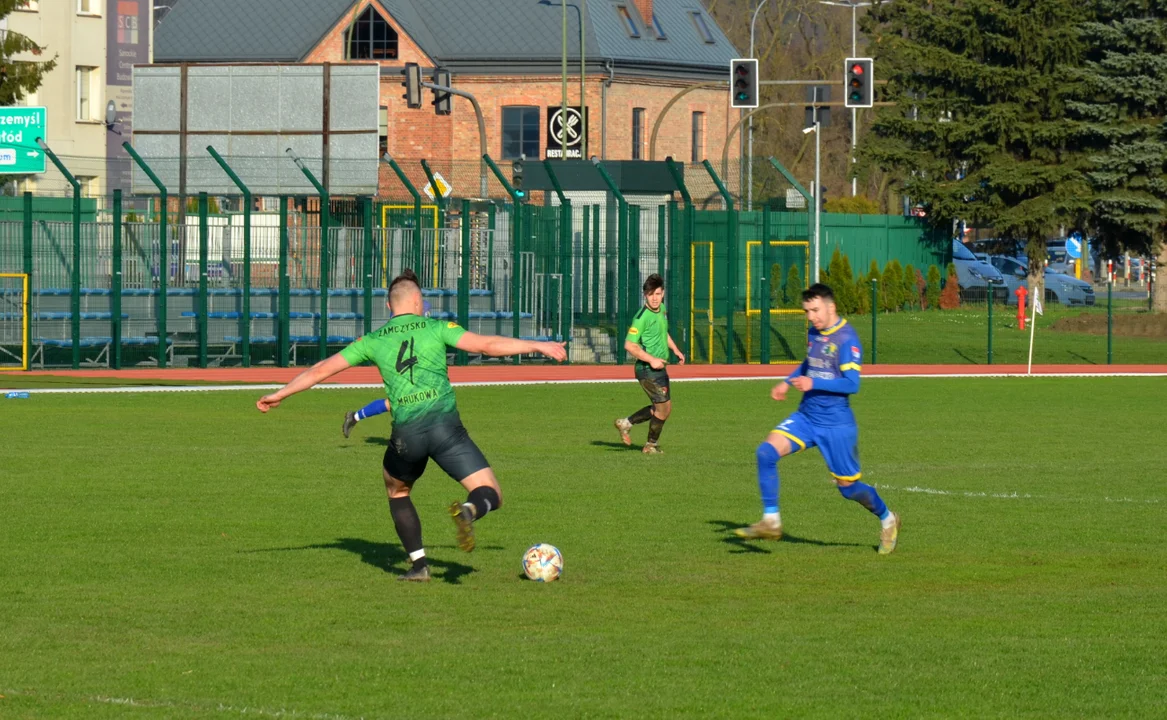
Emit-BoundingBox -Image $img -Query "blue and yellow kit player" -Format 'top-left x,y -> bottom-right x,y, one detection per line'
736,283 -> 901,554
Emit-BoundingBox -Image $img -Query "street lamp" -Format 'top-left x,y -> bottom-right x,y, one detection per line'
539,0 -> 588,161
803,122 -> 821,282
747,0 -> 769,212
819,0 -> 884,196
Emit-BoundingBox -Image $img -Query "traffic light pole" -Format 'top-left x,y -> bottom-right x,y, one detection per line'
420,82 -> 488,197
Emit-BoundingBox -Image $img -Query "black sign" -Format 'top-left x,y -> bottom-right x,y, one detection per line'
546,106 -> 588,159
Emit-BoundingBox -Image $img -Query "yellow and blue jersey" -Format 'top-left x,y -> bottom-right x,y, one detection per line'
785,318 -> 862,427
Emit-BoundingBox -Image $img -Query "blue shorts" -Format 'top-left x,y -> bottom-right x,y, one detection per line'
773,411 -> 861,480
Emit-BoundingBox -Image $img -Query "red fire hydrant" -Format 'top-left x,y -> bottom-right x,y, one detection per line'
1016,286 -> 1028,331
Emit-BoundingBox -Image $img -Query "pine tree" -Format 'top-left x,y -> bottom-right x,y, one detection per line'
926,264 -> 942,309
1068,1 -> 1167,313
827,248 -> 852,313
770,262 -> 784,306
939,262 -> 961,309
867,260 -> 882,312
881,260 -> 903,312
861,0 -> 1091,297
902,263 -> 918,310
785,265 -> 804,308
0,1 -> 58,105
854,273 -> 872,315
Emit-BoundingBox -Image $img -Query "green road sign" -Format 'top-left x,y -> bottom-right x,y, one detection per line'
0,107 -> 47,174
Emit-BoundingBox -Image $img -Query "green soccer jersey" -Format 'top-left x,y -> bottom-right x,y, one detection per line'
340,315 -> 466,429
626,303 -> 669,362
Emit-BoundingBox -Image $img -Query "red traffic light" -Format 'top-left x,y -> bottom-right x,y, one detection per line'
850,63 -> 864,75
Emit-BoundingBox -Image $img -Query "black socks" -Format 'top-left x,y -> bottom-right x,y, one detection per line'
647,415 -> 665,444
628,406 -> 654,425
389,496 -> 427,568
467,485 -> 501,519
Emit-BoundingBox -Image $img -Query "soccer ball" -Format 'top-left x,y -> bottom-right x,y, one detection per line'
522,543 -> 563,582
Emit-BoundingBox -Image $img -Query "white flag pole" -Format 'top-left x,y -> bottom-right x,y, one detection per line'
1027,288 -> 1039,374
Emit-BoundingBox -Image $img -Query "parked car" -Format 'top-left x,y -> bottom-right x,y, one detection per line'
952,240 -> 1008,301
986,255 -> 1095,306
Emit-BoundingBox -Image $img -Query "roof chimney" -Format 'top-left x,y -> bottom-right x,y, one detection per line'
634,0 -> 654,32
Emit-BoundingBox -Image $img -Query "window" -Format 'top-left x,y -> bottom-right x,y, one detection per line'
16,1 -> 39,11
689,11 -> 715,44
501,106 -> 540,160
77,176 -> 97,198
632,108 -> 645,160
345,6 -> 399,60
378,106 -> 388,156
690,111 -> 705,163
616,6 -> 641,38
76,66 -> 99,121
77,0 -> 99,15
651,14 -> 666,39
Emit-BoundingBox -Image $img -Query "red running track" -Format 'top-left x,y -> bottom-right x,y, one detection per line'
15,363 -> 1167,385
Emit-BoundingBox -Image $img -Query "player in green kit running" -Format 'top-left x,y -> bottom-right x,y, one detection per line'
257,269 -> 567,582
614,273 -> 684,454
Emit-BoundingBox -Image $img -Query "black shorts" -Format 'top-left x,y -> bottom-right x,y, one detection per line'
382,417 -> 490,484
634,362 -> 671,404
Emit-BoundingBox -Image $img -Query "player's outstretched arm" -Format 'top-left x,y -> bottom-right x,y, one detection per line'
667,334 -> 685,365
257,353 -> 353,412
623,340 -> 664,368
455,332 -> 567,362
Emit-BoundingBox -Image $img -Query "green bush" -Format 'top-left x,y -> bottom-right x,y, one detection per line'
881,260 -> 903,312
785,264 -> 804,308
769,263 -> 784,305
925,265 -> 942,309
826,248 -> 854,313
902,263 -> 918,310
854,273 -> 871,315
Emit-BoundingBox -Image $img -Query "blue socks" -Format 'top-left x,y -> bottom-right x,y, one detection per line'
356,399 -> 389,421
756,442 -> 781,515
837,481 -> 891,521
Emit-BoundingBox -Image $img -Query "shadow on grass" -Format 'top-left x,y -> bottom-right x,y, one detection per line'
1066,351 -> 1098,365
707,520 -> 868,553
363,437 -> 390,447
243,537 -> 486,585
952,348 -> 982,364
589,440 -> 640,452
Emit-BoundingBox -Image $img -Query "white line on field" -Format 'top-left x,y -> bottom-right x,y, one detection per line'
874,483 -> 1161,504
0,688 -> 367,720
3,371 -> 1164,394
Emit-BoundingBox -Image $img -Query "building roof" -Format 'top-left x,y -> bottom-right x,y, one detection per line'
155,0 -> 738,79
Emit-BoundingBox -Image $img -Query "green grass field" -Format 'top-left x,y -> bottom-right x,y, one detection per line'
2,378 -> 1165,718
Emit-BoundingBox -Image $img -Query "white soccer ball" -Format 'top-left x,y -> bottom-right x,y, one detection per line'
522,543 -> 564,582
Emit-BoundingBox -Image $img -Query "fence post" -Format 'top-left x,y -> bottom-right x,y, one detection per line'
483,154 -> 526,358
871,279 -> 879,365
197,192 -> 209,368
761,205 -> 772,365
111,190 -> 123,369
665,158 -> 693,353
21,191 -> 32,285
278,196 -> 290,367
592,205 -> 601,325
1107,280 -> 1113,365
593,159 -> 629,364
207,146 -> 252,366
987,282 -> 994,365
657,204 -> 667,280
362,197 -> 374,335
629,206 -> 641,317
487,203 -> 497,293
542,160 -> 573,359
457,198 -> 471,367
122,142 -> 169,368
702,160 -> 736,364
581,202 -> 590,325
286,151 -> 330,360
38,140 -> 82,368
382,155 -> 424,275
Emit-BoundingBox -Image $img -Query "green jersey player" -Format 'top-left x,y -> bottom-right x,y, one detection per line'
257,270 -> 566,582
614,273 -> 684,454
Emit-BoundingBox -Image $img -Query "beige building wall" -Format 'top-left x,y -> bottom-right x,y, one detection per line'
7,1 -> 143,197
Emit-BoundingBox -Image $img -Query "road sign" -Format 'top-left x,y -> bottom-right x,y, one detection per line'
1066,233 -> 1083,259
423,171 -> 452,201
0,107 -> 47,174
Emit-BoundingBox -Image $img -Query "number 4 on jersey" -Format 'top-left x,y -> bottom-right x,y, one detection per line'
396,337 -> 418,383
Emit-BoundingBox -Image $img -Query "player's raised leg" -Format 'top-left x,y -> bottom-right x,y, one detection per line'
735,431 -> 797,540
383,469 -> 430,582
821,424 -> 900,554
615,406 -> 652,446
449,467 -> 502,553
343,398 -> 389,439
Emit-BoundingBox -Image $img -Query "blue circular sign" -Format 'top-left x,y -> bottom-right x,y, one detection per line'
1066,233 -> 1082,259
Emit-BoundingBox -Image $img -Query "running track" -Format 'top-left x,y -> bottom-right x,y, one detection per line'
9,363 -> 1167,387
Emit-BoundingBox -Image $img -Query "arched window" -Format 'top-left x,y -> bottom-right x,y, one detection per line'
346,6 -> 398,60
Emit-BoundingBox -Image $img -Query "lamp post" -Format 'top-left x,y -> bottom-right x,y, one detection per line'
803,121 -> 821,282
539,0 -> 587,160
747,0 -> 769,212
820,0 -> 882,197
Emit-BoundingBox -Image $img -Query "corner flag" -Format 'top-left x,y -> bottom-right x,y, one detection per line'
1033,297 -> 1044,316
1027,291 -> 1043,374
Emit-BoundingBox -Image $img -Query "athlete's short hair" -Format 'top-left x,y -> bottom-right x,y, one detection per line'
389,269 -> 421,304
643,273 -> 664,295
802,283 -> 835,304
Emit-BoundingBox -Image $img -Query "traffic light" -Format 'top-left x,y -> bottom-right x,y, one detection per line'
730,58 -> 758,109
804,85 -> 831,128
432,68 -> 451,115
511,159 -> 526,200
401,62 -> 422,109
844,58 -> 873,109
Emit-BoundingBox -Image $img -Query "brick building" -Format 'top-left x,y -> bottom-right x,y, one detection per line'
154,0 -> 738,197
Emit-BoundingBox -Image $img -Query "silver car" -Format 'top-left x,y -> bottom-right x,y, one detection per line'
987,256 -> 1095,306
